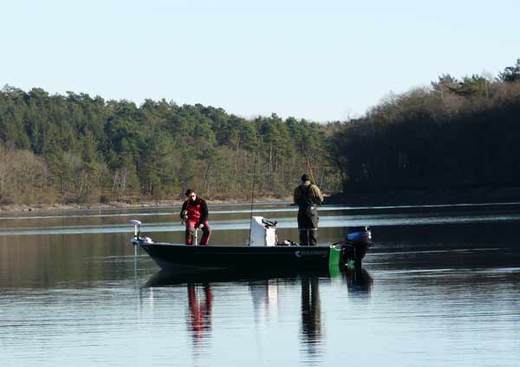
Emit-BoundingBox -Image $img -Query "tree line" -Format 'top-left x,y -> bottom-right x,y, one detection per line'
330,59 -> 520,197
2,59 -> 520,206
0,87 -> 340,205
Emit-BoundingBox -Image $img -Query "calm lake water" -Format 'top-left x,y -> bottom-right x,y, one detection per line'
1,203 -> 520,366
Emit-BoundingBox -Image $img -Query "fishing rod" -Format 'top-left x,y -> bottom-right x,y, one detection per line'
306,157 -> 317,184
247,151 -> 258,245
301,142 -> 317,184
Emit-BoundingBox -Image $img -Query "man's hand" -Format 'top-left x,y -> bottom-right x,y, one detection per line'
198,223 -> 204,229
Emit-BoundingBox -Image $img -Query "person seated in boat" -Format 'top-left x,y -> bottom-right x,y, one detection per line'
180,189 -> 211,245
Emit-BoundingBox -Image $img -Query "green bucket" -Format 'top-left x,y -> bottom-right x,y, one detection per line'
328,245 -> 342,276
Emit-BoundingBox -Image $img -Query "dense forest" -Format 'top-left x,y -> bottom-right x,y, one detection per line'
330,59 -> 520,203
2,59 -> 520,207
0,88 -> 339,205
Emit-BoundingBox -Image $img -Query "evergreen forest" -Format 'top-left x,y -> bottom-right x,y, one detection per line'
1,59 -> 520,207
330,59 -> 520,202
0,87 -> 338,205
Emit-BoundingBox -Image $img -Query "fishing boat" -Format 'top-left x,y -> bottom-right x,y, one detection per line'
130,217 -> 372,273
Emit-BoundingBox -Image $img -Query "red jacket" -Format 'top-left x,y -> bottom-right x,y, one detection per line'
180,197 -> 209,224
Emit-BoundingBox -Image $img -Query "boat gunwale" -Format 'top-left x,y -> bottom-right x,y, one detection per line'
137,240 -> 332,251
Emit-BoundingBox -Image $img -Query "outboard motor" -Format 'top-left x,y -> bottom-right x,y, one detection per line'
340,226 -> 372,270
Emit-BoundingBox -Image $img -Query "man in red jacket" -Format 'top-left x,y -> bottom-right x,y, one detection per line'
180,189 -> 211,245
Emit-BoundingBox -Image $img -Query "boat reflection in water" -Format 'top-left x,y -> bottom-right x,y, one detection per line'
343,268 -> 373,297
145,267 -> 372,359
187,282 -> 213,344
300,276 -> 322,356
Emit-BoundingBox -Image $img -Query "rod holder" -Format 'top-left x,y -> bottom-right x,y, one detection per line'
191,228 -> 199,246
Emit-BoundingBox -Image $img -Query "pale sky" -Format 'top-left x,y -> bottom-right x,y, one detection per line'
1,0 -> 518,122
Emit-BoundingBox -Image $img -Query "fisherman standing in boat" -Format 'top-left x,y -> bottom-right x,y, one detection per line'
293,174 -> 324,246
180,189 -> 211,246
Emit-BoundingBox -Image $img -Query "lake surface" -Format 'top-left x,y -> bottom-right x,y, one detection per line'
1,203 -> 520,366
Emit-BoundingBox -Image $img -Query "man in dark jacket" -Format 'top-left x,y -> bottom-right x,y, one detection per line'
293,174 -> 324,246
180,189 -> 211,245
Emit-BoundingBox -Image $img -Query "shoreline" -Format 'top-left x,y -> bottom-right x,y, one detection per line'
325,186 -> 520,207
4,186 -> 520,215
0,197 -> 293,215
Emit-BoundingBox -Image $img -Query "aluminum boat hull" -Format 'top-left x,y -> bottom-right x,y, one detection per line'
137,241 -> 331,272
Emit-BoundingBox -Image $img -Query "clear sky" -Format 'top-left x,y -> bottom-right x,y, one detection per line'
1,0 -> 518,122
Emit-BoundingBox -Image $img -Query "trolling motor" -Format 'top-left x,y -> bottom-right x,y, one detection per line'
129,219 -> 153,245
130,220 -> 142,241
129,219 -> 142,257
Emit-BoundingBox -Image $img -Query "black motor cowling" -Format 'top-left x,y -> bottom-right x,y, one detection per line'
340,227 -> 372,269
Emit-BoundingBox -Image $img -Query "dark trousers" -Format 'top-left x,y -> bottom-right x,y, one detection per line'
298,206 -> 319,246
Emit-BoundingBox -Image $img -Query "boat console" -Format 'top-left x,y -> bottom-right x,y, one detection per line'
249,216 -> 277,246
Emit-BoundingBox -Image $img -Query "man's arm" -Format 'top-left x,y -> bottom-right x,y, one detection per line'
199,199 -> 209,224
180,201 -> 187,219
311,185 -> 324,204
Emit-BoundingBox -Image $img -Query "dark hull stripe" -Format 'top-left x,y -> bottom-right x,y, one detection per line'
139,243 -> 331,271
